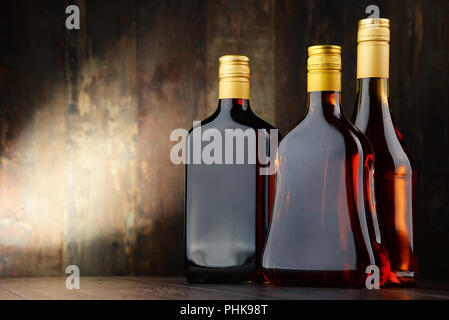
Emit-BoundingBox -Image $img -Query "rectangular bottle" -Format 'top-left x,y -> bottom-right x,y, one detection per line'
262,46 -> 389,287
185,55 -> 276,283
352,18 -> 417,286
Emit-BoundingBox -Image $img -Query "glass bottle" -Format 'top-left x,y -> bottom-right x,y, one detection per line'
352,18 -> 417,286
185,55 -> 276,283
262,45 -> 389,287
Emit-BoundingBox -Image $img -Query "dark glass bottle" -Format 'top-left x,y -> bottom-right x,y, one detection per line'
185,55 -> 276,283
352,18 -> 417,286
262,45 -> 389,287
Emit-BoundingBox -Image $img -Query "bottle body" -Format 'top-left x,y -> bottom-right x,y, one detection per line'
185,55 -> 276,283
352,78 -> 417,286
262,92 -> 386,287
262,45 -> 389,287
353,18 -> 417,286
185,99 -> 275,282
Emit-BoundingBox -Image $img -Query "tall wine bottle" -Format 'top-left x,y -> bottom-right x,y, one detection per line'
185,55 -> 276,283
262,45 -> 389,287
352,18 -> 417,286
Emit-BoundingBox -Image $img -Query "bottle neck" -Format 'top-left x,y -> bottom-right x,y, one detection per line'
353,78 -> 392,130
357,77 -> 390,103
306,91 -> 342,119
217,98 -> 251,113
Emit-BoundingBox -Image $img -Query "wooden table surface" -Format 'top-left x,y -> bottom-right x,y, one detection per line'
0,277 -> 448,300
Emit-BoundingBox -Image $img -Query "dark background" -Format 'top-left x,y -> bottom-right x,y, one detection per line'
0,0 -> 448,281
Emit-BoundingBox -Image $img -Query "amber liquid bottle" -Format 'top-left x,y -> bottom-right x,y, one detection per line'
262,45 -> 389,287
185,55 -> 276,283
352,18 -> 417,286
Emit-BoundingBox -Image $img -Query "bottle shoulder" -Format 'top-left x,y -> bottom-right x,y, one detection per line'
281,114 -> 368,153
364,123 -> 415,174
373,141 -> 416,178
187,108 -> 220,134
345,118 -> 375,157
237,108 -> 277,131
189,108 -> 276,133
353,100 -> 416,174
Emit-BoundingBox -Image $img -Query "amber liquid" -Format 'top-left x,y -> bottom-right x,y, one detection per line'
262,91 -> 389,287
185,99 -> 276,283
352,78 -> 417,286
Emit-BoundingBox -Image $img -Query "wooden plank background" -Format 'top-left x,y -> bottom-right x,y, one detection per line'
0,0 -> 448,281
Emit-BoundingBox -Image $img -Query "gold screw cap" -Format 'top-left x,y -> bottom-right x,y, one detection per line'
307,45 -> 342,72
219,55 -> 250,81
307,45 -> 342,92
358,18 -> 390,42
218,55 -> 250,99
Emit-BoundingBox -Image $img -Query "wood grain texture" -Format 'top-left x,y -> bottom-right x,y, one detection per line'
63,0 -> 138,276
0,0 -> 66,277
0,286 -> 23,300
206,0 -> 276,124
134,0 -> 206,275
0,0 -> 448,281
274,0 -> 347,133
397,0 -> 449,282
0,277 -> 447,300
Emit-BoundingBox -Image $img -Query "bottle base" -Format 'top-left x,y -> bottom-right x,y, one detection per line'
262,268 -> 365,288
385,270 -> 418,287
186,263 -> 259,284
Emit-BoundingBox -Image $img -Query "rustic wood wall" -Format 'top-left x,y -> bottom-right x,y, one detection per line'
0,0 -> 448,280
